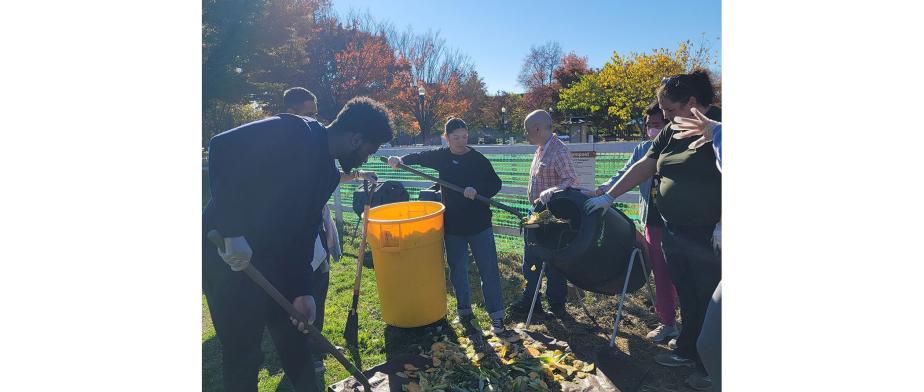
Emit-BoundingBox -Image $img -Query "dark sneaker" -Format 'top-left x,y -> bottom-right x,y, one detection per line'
685,371 -> 713,391
654,353 -> 695,368
490,318 -> 506,334
546,303 -> 576,323
455,312 -> 480,334
507,298 -> 544,318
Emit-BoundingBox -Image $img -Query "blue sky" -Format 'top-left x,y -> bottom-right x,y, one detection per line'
331,0 -> 721,94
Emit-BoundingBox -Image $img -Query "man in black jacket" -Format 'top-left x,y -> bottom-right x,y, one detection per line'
202,97 -> 393,392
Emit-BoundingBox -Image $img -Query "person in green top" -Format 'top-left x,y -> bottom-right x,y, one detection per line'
584,69 -> 721,391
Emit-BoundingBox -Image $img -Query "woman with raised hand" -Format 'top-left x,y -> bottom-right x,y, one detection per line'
584,69 -> 721,391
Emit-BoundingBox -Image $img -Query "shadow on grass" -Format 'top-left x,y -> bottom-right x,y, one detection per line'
202,336 -> 222,392
202,328 -> 299,392
536,289 -> 676,392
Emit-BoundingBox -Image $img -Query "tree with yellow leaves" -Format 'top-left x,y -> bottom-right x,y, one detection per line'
558,41 -> 717,139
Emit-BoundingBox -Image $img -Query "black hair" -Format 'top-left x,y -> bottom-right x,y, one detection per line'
328,96 -> 394,145
656,68 -> 716,106
444,117 -> 467,134
645,102 -> 663,117
283,87 -> 317,108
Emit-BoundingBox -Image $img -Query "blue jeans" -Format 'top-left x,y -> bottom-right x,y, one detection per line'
522,231 -> 568,306
444,227 -> 504,320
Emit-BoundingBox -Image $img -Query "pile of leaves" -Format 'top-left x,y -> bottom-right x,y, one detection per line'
522,210 -> 570,229
401,324 -> 595,392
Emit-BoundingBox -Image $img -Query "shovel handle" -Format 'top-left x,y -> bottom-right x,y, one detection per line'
353,180 -> 372,294
207,229 -> 372,391
378,156 -> 525,220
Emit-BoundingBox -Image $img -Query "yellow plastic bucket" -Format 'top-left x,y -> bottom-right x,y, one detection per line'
366,201 -> 447,327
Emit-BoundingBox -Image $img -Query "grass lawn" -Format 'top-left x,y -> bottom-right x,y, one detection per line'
202,219 -> 700,391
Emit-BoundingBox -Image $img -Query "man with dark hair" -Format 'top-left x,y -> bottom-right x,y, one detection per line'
203,96 -> 393,392
284,87 -> 318,117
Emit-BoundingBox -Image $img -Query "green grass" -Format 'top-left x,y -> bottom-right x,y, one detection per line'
202,221 -> 530,391
201,149 -> 697,391
202,222 -> 698,391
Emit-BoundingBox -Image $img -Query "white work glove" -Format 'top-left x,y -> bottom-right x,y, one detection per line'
670,107 -> 721,150
538,188 -> 557,205
290,295 -> 317,333
463,186 -> 477,200
387,156 -> 403,169
581,187 -> 604,197
353,170 -> 378,183
583,193 -> 615,214
218,236 -> 253,271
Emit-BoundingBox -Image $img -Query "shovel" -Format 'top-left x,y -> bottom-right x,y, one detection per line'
344,180 -> 372,348
378,156 -> 525,221
206,230 -> 372,392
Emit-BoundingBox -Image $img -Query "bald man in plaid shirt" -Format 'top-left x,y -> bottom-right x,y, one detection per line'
507,109 -> 579,322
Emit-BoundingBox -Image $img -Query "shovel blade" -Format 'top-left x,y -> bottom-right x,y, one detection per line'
343,312 -> 359,347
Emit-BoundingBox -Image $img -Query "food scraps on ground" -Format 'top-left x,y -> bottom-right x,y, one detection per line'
400,321 -> 595,392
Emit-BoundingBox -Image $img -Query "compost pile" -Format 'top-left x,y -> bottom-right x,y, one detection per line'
399,325 -> 595,392
522,210 -> 570,229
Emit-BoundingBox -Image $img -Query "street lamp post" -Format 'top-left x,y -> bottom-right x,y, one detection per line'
501,106 -> 507,130
418,86 -> 426,144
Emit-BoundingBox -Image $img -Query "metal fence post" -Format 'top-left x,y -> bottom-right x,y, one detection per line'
333,185 -> 343,226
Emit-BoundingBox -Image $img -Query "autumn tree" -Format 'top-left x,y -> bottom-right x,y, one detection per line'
202,1 -> 486,145
554,52 -> 592,89
518,41 -> 563,112
558,43 -> 698,139
202,0 -> 273,106
386,29 -> 474,143
330,34 -> 399,107
457,71 -> 491,130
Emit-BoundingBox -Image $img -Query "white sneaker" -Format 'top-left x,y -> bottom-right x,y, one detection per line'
645,324 -> 679,343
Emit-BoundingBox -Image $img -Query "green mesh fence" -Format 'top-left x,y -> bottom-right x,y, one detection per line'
331,151 -> 643,254
203,149 -> 645,254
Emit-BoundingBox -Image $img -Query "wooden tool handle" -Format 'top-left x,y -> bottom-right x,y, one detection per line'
378,156 -> 525,220
207,229 -> 372,391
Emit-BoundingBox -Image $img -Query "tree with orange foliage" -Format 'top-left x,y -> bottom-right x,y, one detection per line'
384,29 -> 473,144
331,35 -> 399,107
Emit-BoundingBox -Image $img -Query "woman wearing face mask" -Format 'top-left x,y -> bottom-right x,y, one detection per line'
387,118 -> 506,334
588,102 -> 680,345
584,69 -> 721,391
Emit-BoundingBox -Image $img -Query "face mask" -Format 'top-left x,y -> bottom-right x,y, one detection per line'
647,127 -> 661,139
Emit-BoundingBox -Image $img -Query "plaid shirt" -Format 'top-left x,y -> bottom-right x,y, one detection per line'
527,134 -> 578,205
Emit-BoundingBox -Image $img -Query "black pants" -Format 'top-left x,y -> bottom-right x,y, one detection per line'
309,266 -> 330,371
661,222 -> 721,372
203,236 -> 318,392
